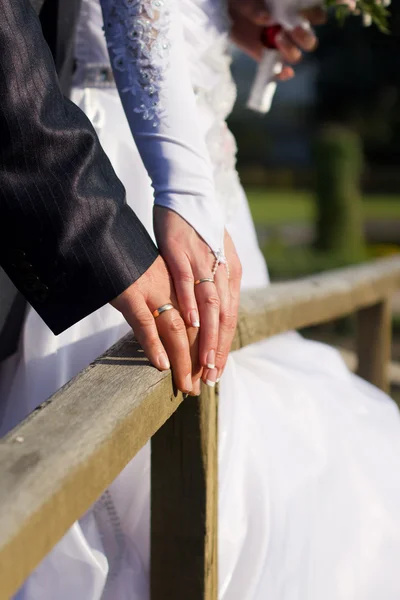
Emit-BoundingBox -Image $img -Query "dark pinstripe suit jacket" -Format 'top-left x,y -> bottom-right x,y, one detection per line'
0,0 -> 158,359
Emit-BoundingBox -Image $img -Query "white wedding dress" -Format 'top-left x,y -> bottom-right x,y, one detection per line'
3,1 -> 400,599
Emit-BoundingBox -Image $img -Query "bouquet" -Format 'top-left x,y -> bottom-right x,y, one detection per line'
248,0 -> 392,113
326,0 -> 391,33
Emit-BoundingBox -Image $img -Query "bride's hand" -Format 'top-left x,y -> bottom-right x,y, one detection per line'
154,207 -> 242,387
229,0 -> 326,70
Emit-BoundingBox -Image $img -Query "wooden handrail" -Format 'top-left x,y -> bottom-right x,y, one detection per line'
0,255 -> 399,599
234,255 -> 400,350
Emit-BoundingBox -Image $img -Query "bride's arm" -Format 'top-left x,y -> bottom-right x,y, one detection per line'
100,0 -> 224,256
101,0 -> 241,383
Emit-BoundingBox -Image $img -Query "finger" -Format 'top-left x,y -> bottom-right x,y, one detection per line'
167,252 -> 200,329
276,65 -> 295,81
288,26 -> 318,52
162,250 -> 203,389
122,296 -> 170,372
211,264 -> 235,382
152,288 -> 193,393
195,280 -> 220,370
154,303 -> 193,393
187,323 -> 203,393
216,235 -> 242,381
275,31 -> 302,64
300,7 -> 328,25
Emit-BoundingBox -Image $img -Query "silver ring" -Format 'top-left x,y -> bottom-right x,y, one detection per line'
152,303 -> 174,318
194,278 -> 215,286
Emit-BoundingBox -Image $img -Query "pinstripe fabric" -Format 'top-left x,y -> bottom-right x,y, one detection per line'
0,0 -> 158,335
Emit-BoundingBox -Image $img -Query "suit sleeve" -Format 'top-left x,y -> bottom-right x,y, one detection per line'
0,0 -> 158,335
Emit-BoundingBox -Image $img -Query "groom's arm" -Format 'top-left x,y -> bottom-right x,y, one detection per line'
0,0 -> 158,334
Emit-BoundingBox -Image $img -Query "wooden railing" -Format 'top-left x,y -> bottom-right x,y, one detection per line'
1,256 -> 400,600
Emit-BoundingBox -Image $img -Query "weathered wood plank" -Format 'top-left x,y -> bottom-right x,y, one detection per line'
356,299 -> 392,392
0,337 -> 183,600
151,384 -> 218,600
0,255 -> 399,598
234,256 -> 400,351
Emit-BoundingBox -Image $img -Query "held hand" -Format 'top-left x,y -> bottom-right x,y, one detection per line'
110,255 -> 193,394
229,0 -> 325,69
154,207 -> 242,387
209,230 -> 242,385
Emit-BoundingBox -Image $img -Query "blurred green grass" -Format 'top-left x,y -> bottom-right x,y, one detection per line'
245,187 -> 400,281
246,188 -> 400,225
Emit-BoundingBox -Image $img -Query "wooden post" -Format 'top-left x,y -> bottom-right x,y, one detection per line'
355,298 -> 392,393
151,384 -> 218,600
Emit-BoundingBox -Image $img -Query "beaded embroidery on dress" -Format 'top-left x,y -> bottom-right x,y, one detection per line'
103,0 -> 171,126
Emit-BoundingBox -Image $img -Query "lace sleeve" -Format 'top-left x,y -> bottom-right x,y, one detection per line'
101,0 -> 225,256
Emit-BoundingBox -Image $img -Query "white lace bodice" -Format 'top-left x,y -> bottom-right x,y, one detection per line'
74,0 -> 241,250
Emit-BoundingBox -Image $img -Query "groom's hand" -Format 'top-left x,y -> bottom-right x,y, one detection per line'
110,255 -> 193,394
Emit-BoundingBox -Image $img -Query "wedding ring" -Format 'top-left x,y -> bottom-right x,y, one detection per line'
152,303 -> 174,318
194,278 -> 215,286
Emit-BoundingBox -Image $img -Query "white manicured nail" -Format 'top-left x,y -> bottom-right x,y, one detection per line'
206,349 -> 215,369
205,368 -> 218,388
158,353 -> 170,370
189,310 -> 200,328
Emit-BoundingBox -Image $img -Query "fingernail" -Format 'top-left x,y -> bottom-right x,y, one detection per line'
184,373 -> 193,393
189,310 -> 200,328
206,350 -> 215,369
206,368 -> 218,388
158,353 -> 170,370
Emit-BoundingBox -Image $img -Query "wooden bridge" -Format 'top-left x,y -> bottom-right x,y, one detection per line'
1,256 -> 400,600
